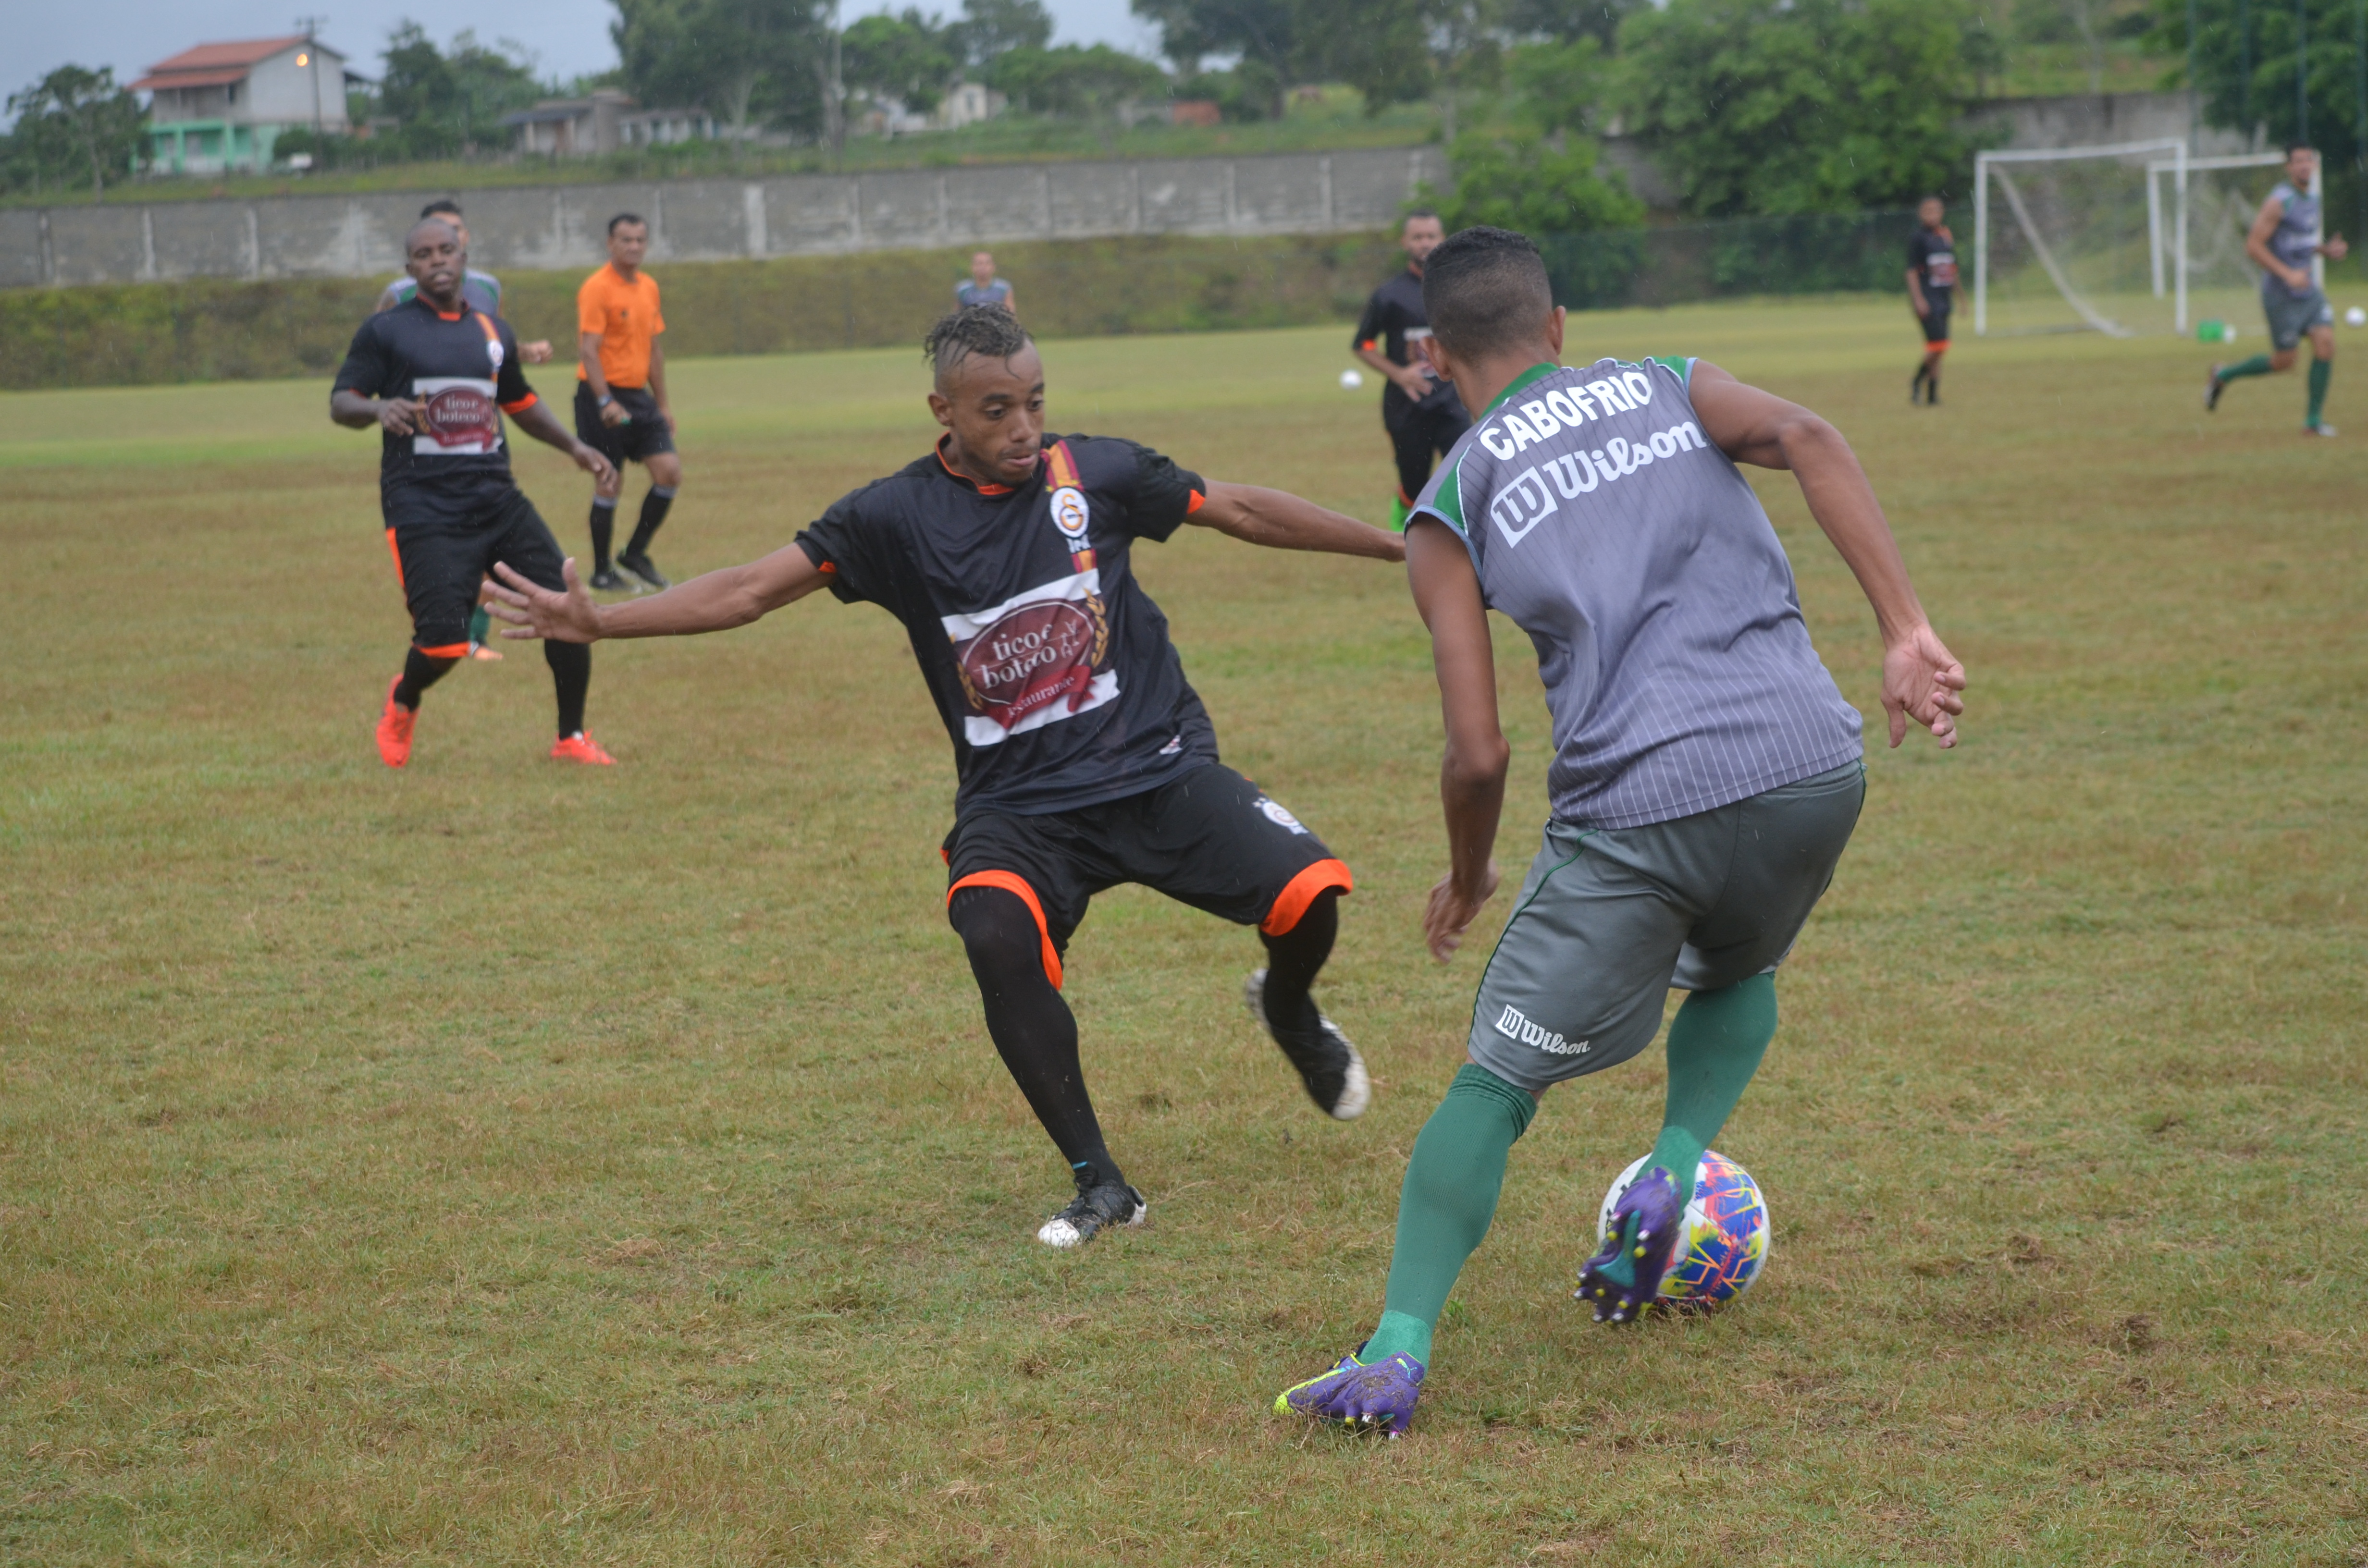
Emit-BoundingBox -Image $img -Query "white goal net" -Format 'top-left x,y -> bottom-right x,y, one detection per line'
1974,140 -> 2296,338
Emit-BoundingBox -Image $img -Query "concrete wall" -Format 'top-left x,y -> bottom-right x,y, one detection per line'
1961,90 -> 2251,156
0,144 -> 1447,289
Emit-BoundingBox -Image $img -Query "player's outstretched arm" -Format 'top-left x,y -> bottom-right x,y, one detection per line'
1406,519 -> 1507,961
1688,361 -> 1966,750
330,388 -> 426,433
509,398 -> 617,489
488,542 -> 827,644
1188,483 -> 1406,561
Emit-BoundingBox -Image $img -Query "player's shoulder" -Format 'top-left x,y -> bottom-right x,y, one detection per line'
1054,432 -> 1154,481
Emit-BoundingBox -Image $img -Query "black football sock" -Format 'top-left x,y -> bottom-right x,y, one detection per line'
544,638 -> 591,737
1256,888 -> 1339,1038
589,496 -> 617,572
392,647 -> 458,710
949,886 -> 1125,1192
625,486 -> 675,558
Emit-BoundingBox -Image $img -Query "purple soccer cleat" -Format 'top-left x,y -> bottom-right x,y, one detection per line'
1578,1164 -> 1683,1323
1272,1346 -> 1426,1436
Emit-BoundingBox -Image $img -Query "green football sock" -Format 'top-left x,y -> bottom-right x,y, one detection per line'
468,603 -> 492,648
1361,1064 -> 1537,1367
2307,358 -> 2331,426
1389,495 -> 1411,532
2219,354 -> 2275,381
1592,973 -> 1779,1292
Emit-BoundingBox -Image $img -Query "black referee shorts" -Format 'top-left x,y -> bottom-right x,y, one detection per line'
385,486 -> 565,654
1384,399 -> 1472,502
942,762 -> 1353,989
573,381 -> 676,466
1920,303 -> 1952,347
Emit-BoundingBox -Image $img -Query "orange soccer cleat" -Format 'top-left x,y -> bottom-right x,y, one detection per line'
376,676 -> 417,768
550,732 -> 616,765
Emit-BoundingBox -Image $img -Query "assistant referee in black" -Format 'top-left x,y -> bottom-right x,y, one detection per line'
1352,208 -> 1469,531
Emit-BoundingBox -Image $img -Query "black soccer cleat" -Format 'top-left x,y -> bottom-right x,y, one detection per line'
1036,1178 -> 1147,1250
2205,366 -> 2226,412
589,567 -> 631,593
1910,368 -> 1927,404
617,551 -> 670,590
1244,968 -> 1370,1120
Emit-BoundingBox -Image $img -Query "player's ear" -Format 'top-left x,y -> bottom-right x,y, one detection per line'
927,389 -> 955,430
1545,306 -> 1566,357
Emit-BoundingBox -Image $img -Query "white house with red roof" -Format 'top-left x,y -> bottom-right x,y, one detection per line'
131,36 -> 361,174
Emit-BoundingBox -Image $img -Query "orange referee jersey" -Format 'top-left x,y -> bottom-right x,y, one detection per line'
576,263 -> 665,389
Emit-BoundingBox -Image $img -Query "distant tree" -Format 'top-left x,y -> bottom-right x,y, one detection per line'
611,0 -> 829,141
987,44 -> 1169,117
1500,0 -> 1645,49
370,24 -> 545,155
5,65 -> 146,198
1616,0 -> 1986,217
843,10 -> 962,114
953,0 -> 1054,64
1132,0 -> 1437,117
1432,36 -> 1641,235
2152,0 -> 2364,167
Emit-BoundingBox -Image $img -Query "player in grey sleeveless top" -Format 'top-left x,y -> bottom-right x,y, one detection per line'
2206,143 -> 2350,435
1276,225 -> 1965,1437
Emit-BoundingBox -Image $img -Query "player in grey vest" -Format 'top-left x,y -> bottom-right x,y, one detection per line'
1277,224 -> 1966,1435
2206,143 -> 2350,435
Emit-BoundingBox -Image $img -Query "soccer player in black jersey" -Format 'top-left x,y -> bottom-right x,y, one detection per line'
1905,197 -> 1957,405
489,306 -> 1406,1249
1355,209 -> 1470,531
333,218 -> 620,768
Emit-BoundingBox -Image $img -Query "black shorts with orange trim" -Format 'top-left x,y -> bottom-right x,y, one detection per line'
384,483 -> 566,653
1919,303 -> 1952,347
943,762 -> 1351,990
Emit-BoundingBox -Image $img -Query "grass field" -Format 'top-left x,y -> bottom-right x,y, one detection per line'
4,299 -> 2365,1566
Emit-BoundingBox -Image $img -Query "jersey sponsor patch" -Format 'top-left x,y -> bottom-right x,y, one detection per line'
1050,485 -> 1090,544
412,377 -> 504,455
1254,795 -> 1309,834
943,568 -> 1116,745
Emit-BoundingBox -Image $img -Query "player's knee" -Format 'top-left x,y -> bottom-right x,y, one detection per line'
950,886 -> 1043,974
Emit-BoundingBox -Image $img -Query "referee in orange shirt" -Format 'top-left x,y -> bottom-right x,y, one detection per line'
575,213 -> 682,592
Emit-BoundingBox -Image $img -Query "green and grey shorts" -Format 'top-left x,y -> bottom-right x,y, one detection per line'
1467,761 -> 1865,1094
2262,284 -> 2336,352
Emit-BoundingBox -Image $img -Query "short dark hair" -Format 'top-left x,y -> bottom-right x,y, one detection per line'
924,306 -> 1033,385
608,212 -> 647,235
2285,140 -> 2316,157
420,198 -> 463,220
1421,226 -> 1553,359
1404,206 -> 1441,225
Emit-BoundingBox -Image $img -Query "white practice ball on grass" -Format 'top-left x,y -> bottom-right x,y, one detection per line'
1339,368 -> 1363,389
2347,306 -> 2367,327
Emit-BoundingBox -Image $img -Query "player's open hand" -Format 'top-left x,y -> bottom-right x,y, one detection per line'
1882,623 -> 1966,748
1423,861 -> 1501,962
521,340 -> 555,364
569,441 -> 617,488
488,559 -> 605,643
377,397 -> 429,436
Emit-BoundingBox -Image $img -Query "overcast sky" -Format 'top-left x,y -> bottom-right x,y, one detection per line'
8,0 -> 1162,97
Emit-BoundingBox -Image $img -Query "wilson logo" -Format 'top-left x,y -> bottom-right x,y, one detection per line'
1493,1004 -> 1589,1055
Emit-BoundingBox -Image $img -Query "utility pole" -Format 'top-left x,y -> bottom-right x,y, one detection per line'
2188,0 -> 2200,154
296,15 -> 328,142
827,0 -> 846,167
2299,0 -> 2310,144
2240,0 -> 2253,144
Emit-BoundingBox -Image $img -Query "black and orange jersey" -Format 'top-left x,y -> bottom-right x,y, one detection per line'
794,434 -> 1217,818
1355,268 -> 1462,418
333,295 -> 541,511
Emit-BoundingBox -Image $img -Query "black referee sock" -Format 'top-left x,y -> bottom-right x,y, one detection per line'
1257,888 -> 1339,1039
392,647 -> 458,710
625,486 -> 675,558
544,639 -> 590,738
589,496 -> 617,572
949,886 -> 1126,1192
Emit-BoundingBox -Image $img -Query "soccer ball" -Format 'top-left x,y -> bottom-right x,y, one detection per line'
1594,1150 -> 1769,1314
1338,368 -> 1364,389
2347,306 -> 2367,327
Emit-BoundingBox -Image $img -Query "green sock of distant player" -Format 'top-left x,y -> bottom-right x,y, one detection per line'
1360,1065 -> 1535,1367
1591,973 -> 1778,1293
2219,354 -> 2274,383
2307,358 -> 2331,426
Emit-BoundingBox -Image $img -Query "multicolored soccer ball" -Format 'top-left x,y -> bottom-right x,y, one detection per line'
1593,1150 -> 1770,1314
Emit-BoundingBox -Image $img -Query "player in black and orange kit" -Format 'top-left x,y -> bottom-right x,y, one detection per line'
332,218 -> 620,768
489,307 -> 1405,1250
1354,208 -> 1469,531
1906,196 -> 1957,405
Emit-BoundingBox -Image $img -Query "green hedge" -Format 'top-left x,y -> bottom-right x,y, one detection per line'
0,233 -> 1398,391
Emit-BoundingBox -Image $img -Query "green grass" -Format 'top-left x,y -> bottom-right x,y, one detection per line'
3,302 -> 2365,1564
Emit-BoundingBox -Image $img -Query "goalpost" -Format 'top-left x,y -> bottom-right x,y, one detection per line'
1973,141 -> 2302,339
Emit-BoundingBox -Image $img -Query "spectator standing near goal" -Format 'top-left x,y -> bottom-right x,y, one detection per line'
2206,143 -> 2351,436
576,214 -> 683,593
957,250 -> 1018,316
1905,196 -> 1955,405
1354,209 -> 1470,530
